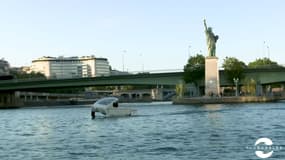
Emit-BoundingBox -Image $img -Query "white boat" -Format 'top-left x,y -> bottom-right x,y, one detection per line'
91,97 -> 136,119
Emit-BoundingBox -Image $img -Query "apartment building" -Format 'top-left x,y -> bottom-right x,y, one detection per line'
31,56 -> 110,79
0,58 -> 10,75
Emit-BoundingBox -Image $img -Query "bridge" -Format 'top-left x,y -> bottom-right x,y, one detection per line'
1,68 -> 285,91
1,68 -> 285,107
0,72 -> 183,91
220,68 -> 285,86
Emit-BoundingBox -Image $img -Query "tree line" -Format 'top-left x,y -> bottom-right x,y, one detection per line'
9,68 -> 46,80
183,55 -> 284,88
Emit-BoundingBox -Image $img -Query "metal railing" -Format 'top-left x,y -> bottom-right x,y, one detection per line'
0,69 -> 184,83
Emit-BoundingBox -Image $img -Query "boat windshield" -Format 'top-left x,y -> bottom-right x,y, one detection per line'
96,97 -> 118,105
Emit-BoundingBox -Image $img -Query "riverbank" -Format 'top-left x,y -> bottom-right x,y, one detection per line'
173,96 -> 281,105
3,96 -> 281,108
0,98 -> 155,109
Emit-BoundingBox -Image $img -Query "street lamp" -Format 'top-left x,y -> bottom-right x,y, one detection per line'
188,45 -> 191,59
233,78 -> 239,96
139,53 -> 144,72
122,50 -> 127,72
267,45 -> 270,59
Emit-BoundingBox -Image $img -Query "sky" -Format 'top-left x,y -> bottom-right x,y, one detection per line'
0,0 -> 285,72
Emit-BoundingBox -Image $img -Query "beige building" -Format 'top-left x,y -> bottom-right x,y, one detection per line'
0,58 -> 10,76
31,56 -> 110,79
0,58 -> 10,75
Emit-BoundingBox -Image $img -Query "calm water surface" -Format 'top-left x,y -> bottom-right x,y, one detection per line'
0,102 -> 285,160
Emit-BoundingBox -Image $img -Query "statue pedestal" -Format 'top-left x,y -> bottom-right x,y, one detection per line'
205,56 -> 220,96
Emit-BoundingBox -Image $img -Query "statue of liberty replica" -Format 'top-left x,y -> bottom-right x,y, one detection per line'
203,19 -> 220,96
204,19 -> 219,57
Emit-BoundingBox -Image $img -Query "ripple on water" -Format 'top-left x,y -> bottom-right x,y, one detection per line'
17,133 -> 35,137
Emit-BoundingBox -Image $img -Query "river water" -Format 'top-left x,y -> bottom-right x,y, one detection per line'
0,102 -> 285,160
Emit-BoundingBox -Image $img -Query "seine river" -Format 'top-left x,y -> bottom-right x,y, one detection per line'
0,102 -> 285,160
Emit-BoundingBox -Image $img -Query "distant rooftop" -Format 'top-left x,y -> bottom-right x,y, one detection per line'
32,55 -> 107,62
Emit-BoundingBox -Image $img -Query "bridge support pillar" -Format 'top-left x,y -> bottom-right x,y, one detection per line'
0,91 -> 22,108
256,83 -> 263,96
139,93 -> 143,99
281,84 -> 285,96
151,88 -> 163,100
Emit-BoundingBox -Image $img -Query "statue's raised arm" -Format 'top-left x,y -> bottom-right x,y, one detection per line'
203,19 -> 208,31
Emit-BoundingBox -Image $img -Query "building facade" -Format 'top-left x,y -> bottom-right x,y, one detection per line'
31,56 -> 110,79
0,58 -> 10,76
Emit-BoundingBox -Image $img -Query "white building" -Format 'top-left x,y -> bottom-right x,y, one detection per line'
31,56 -> 110,79
0,58 -> 10,75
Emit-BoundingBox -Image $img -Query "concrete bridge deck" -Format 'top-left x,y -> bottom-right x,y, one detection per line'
1,68 -> 285,92
1,68 -> 285,107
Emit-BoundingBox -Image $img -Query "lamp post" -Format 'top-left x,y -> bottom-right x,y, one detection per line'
188,45 -> 191,59
267,45 -> 270,59
139,53 -> 144,72
122,50 -> 126,72
233,78 -> 239,96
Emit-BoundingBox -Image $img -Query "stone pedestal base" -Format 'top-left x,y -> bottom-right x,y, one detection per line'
205,57 -> 220,96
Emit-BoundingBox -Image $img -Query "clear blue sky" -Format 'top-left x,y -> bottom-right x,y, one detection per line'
0,0 -> 284,71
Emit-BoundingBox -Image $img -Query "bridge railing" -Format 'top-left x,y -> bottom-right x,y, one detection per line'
127,69 -> 183,74
0,77 -> 48,84
0,69 -> 184,83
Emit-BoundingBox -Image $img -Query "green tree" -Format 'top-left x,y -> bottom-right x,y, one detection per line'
10,69 -> 46,79
248,57 -> 282,68
183,54 -> 205,96
242,78 -> 256,96
222,57 -> 247,84
183,54 -> 205,85
175,82 -> 185,98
